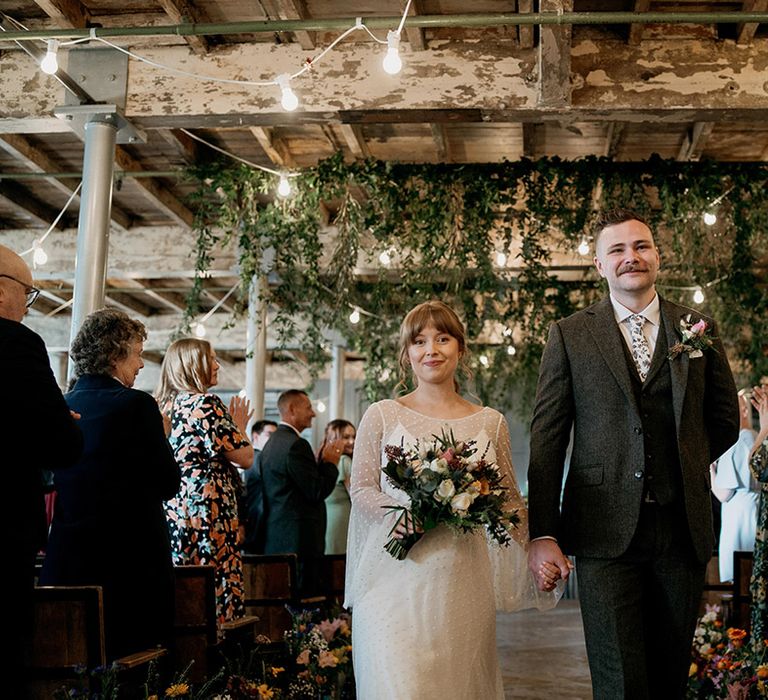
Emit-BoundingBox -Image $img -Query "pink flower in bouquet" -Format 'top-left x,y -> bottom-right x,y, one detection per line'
691,319 -> 708,335
318,650 -> 338,668
317,617 -> 343,642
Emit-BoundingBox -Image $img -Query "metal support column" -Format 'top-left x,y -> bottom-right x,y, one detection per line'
245,275 -> 268,420
68,117 -> 117,373
330,345 -> 346,420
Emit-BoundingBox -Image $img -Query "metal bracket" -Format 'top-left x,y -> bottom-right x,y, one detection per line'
53,104 -> 146,145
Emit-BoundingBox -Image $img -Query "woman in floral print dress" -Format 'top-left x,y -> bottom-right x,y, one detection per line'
157,338 -> 253,627
750,384 -> 768,651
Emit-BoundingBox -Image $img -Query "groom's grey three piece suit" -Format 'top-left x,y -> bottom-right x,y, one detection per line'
528,296 -> 739,699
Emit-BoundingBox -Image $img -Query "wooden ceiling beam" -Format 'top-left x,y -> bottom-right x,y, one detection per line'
677,122 -> 714,162
629,0 -> 652,45
31,0 -> 90,29
156,129 -> 202,165
0,181 -> 66,229
105,293 -> 153,318
401,0 -> 427,51
155,0 -> 212,55
339,124 -> 370,159
430,124 -> 449,162
249,127 -> 296,168
537,0 -> 572,108
0,134 -> 132,231
737,0 -> 768,44
603,122 -> 626,159
261,0 -> 316,50
117,277 -> 188,313
113,147 -> 194,228
518,0 -> 534,49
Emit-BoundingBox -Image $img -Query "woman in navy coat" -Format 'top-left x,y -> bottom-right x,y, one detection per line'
41,309 -> 180,658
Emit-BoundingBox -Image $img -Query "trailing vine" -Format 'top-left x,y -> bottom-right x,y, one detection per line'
184,155 -> 768,418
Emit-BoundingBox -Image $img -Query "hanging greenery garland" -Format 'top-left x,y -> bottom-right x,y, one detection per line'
184,154 -> 768,417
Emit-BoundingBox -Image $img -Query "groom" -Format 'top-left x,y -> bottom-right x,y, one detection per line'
527,209 -> 739,699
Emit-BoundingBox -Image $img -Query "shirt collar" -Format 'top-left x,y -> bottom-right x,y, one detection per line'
279,420 -> 301,436
609,293 -> 660,326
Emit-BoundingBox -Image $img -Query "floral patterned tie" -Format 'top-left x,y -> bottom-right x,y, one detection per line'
628,314 -> 652,382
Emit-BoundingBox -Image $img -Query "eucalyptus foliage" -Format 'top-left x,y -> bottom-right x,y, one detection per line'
185,154 -> 768,417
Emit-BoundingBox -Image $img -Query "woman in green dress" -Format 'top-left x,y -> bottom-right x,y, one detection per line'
749,384 -> 768,651
321,419 -> 356,555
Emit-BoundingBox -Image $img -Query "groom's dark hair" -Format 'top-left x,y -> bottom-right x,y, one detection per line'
593,208 -> 649,244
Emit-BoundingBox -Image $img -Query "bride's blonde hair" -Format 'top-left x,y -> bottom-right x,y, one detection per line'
395,300 -> 472,394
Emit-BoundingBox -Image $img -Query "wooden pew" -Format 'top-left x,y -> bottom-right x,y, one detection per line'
318,553 -> 346,607
26,586 -> 165,700
731,550 -> 754,630
242,554 -> 299,643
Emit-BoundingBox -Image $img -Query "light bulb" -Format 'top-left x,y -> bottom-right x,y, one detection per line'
316,400 -> 327,414
379,250 -> 391,266
496,251 -> 507,267
577,239 -> 590,256
479,354 -> 489,367
502,326 -> 513,337
382,31 -> 402,75
32,239 -> 48,266
276,73 -> 299,111
379,368 -> 391,382
277,174 -> 292,197
703,211 -> 717,226
507,345 -> 517,356
40,39 -> 59,75
238,389 -> 247,398
194,322 -> 206,338
349,308 -> 361,324
693,287 -> 705,304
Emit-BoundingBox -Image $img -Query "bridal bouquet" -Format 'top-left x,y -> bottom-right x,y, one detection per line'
381,428 -> 519,560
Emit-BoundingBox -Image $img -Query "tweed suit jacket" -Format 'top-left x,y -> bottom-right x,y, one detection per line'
261,424 -> 338,558
528,296 -> 739,563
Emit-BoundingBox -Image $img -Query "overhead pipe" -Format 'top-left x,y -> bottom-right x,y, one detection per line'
0,12 -> 767,42
0,170 -> 179,180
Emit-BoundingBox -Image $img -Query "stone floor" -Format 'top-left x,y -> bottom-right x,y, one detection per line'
498,600 -> 593,699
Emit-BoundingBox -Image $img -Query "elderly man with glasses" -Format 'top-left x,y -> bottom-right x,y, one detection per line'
0,244 -> 82,697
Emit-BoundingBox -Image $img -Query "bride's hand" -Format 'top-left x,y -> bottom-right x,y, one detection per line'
392,510 -> 423,540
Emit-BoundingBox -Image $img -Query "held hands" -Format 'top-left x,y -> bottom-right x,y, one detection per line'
528,539 -> 573,592
391,509 -> 424,541
228,395 -> 254,435
320,437 -> 347,466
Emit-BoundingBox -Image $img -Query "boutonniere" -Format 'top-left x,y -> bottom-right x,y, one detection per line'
668,315 -> 716,360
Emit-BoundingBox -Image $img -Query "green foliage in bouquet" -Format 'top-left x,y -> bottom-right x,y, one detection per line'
381,428 -> 519,560
687,605 -> 768,699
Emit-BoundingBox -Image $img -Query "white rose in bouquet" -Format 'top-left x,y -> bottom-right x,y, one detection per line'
430,457 -> 449,474
450,492 -> 473,514
435,479 -> 456,502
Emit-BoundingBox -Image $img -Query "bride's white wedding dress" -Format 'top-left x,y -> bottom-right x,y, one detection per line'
345,399 -> 559,700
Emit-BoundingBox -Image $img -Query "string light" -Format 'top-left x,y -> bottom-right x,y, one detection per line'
238,389 -> 247,398
507,345 -> 517,356
693,287 -> 705,304
379,249 -> 392,266
40,39 -> 59,75
577,239 -> 590,256
382,30 -> 403,75
349,308 -> 361,324
703,211 -> 717,226
32,239 -> 48,267
276,73 -> 299,112
277,173 -> 292,197
316,399 -> 327,413
495,251 -> 507,267
194,321 -> 207,338
479,354 -> 489,367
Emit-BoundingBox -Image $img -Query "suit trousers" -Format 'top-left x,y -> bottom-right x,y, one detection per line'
576,502 -> 706,700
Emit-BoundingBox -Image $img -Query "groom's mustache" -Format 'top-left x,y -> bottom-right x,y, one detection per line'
618,263 -> 649,275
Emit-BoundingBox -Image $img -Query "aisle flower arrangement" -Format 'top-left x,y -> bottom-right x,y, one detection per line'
687,605 -> 768,699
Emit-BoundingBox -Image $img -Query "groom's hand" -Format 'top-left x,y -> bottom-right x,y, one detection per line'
528,539 -> 572,592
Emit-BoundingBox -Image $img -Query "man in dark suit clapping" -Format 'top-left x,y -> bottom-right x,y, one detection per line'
261,390 -> 343,596
527,210 -> 739,699
0,244 -> 82,696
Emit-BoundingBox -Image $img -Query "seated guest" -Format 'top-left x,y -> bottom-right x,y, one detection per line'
320,419 -> 356,555
157,338 -> 253,628
261,390 -> 342,596
0,244 -> 82,695
41,309 -> 180,659
710,391 -> 759,582
243,419 -> 278,554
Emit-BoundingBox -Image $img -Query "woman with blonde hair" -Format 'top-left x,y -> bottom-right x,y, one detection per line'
158,337 -> 253,627
345,300 -> 559,699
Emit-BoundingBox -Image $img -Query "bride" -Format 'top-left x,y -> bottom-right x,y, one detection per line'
345,300 -> 561,699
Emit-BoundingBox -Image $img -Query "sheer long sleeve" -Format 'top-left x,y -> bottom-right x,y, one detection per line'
489,412 -> 562,612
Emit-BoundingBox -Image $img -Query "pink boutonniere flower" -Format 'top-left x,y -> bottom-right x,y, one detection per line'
668,315 -> 716,360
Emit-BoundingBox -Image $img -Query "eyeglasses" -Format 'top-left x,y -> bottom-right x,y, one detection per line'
0,274 -> 40,307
